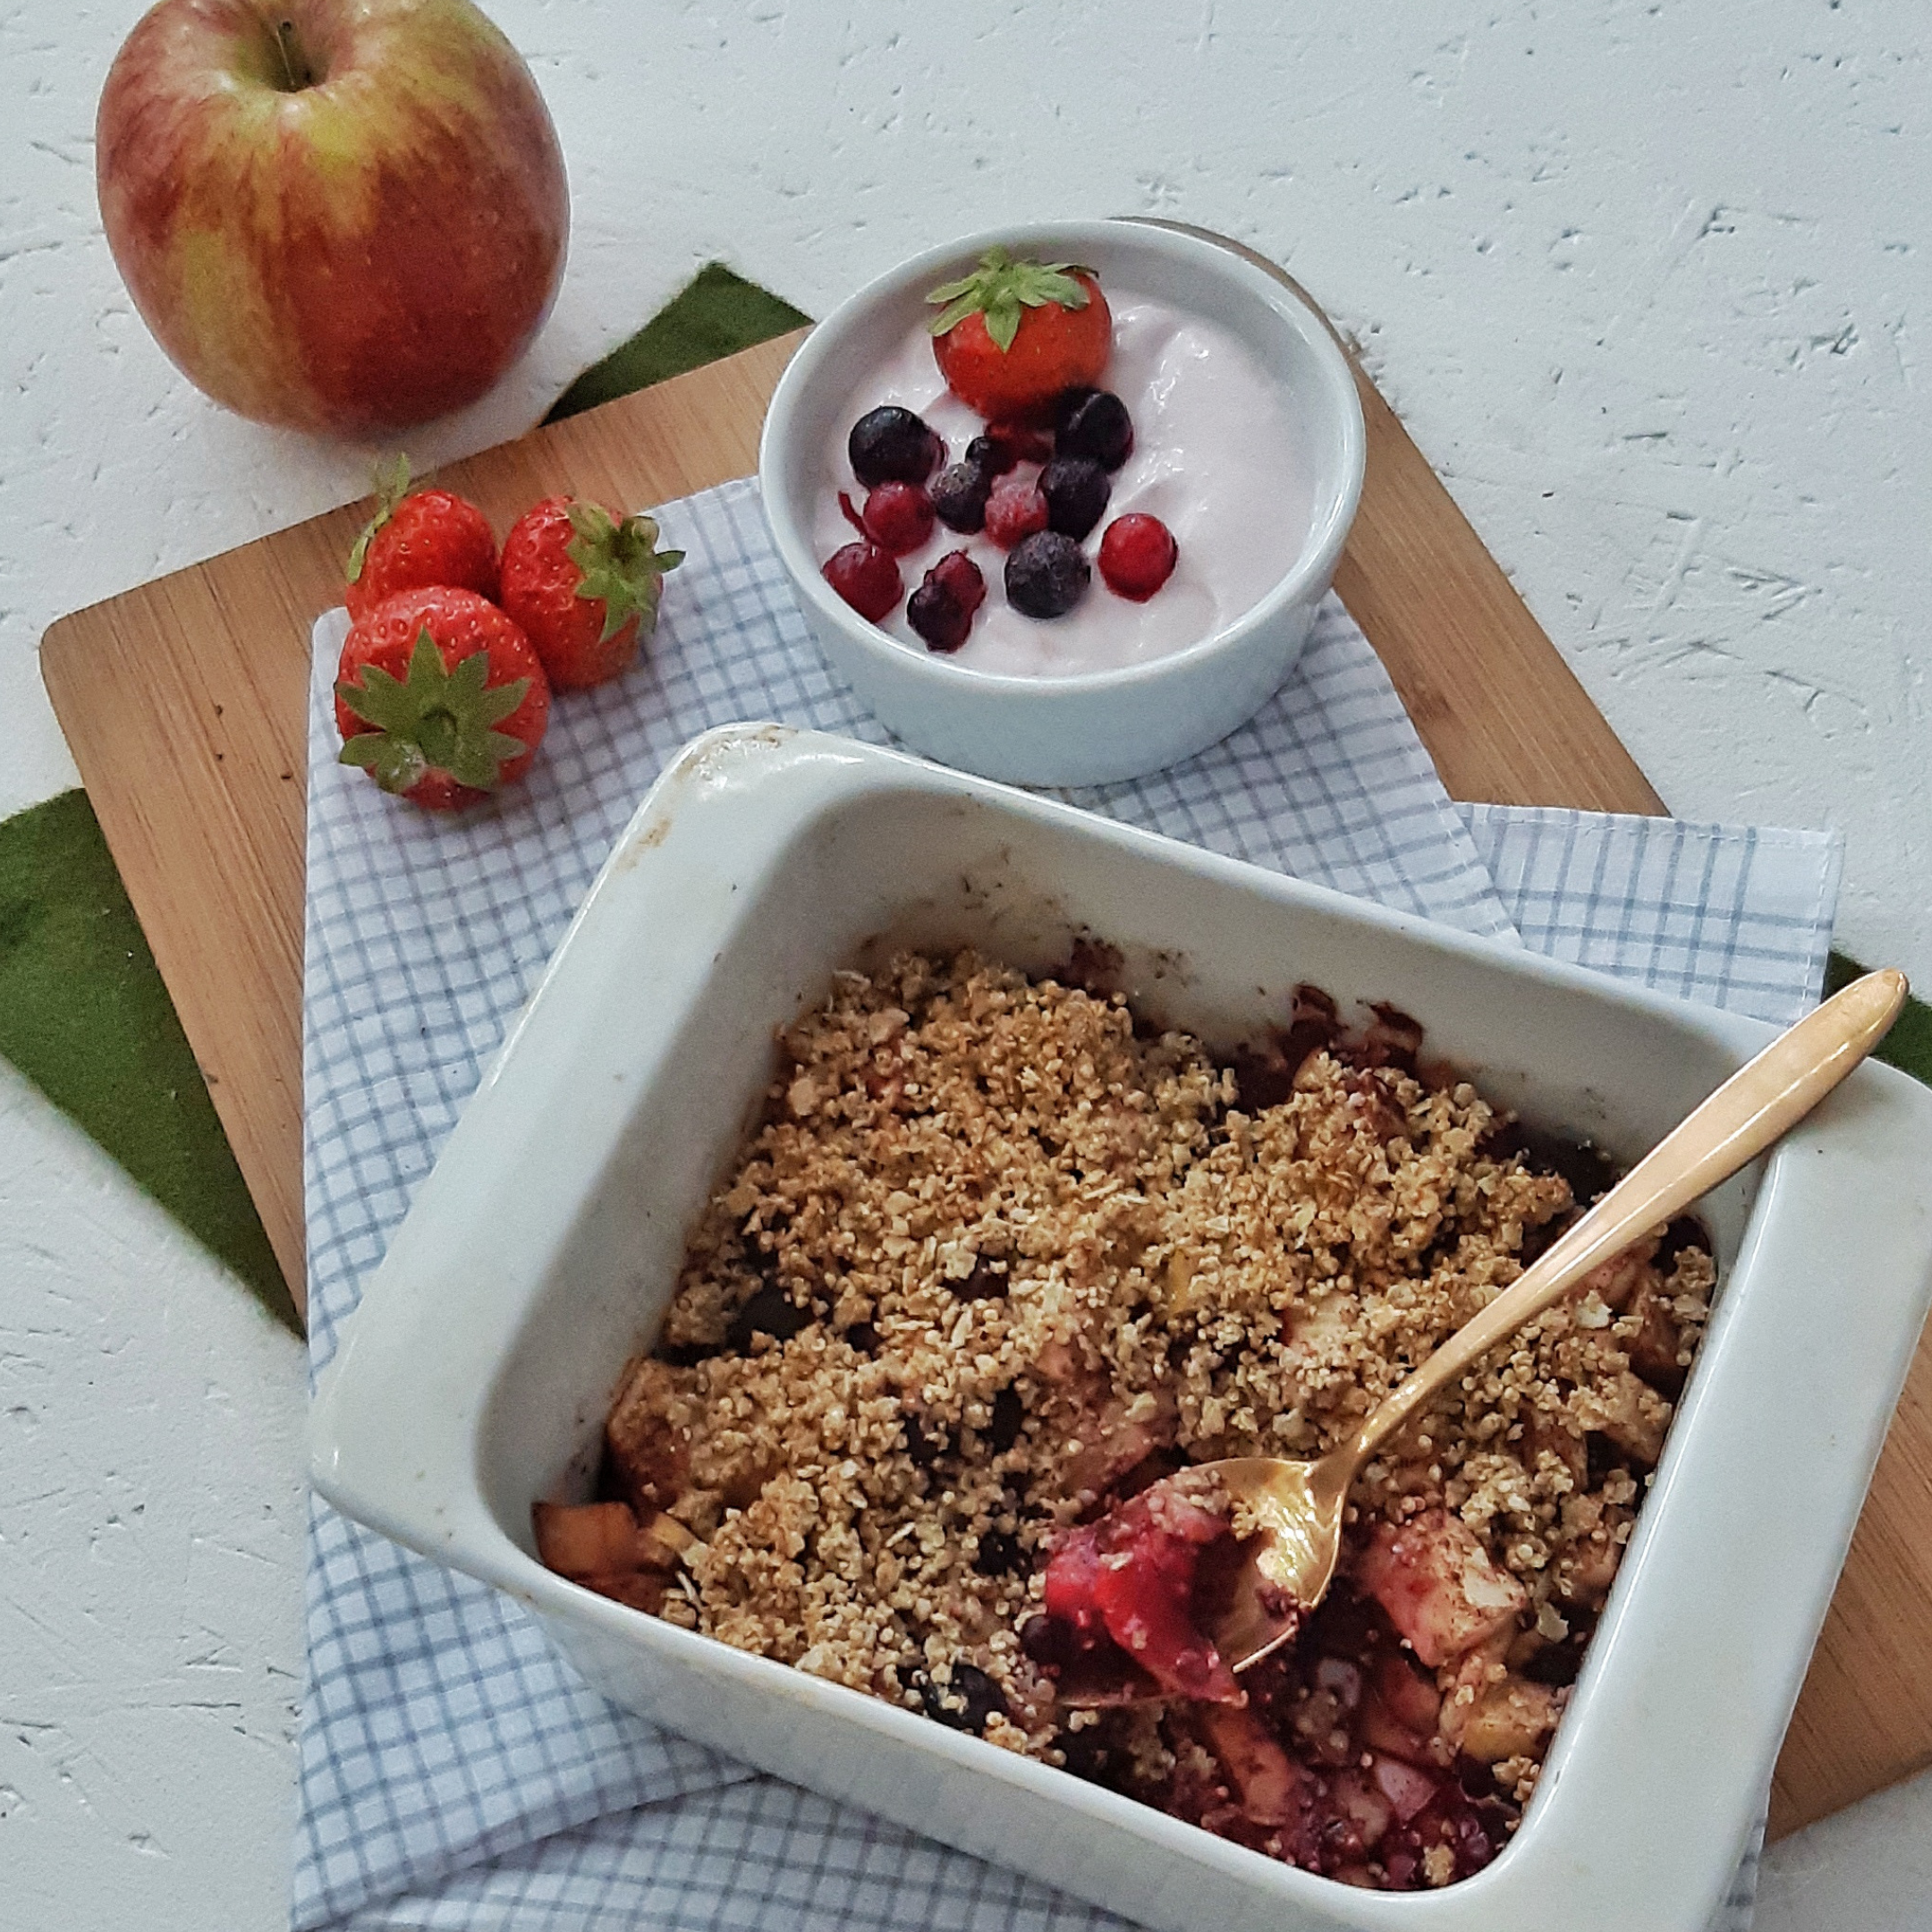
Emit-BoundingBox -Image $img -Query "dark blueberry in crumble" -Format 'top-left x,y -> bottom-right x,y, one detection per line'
973,1529 -> 1024,1577
916,1662 -> 1007,1734
956,1258 -> 1009,1301
1020,1612 -> 1080,1668
725,1281 -> 812,1351
987,1385 -> 1024,1453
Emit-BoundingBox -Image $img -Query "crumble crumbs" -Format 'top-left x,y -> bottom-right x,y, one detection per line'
568,950 -> 1712,1879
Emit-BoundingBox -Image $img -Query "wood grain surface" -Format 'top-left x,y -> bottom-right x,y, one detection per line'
41,333 -> 799,1313
38,307 -> 1926,1843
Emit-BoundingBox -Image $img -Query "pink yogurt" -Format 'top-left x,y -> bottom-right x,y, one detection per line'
814,290 -> 1313,678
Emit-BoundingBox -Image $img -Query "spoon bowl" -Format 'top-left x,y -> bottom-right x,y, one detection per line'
1056,967 -> 1907,1707
1212,1456 -> 1348,1670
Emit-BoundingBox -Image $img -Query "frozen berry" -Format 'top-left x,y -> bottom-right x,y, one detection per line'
907,583 -> 970,653
1039,456 -> 1111,540
929,548 -> 987,614
984,472 -> 1049,548
965,433 -> 1018,477
1055,388 -> 1134,470
930,462 -> 991,533
823,541 -> 902,622
847,405 -> 944,487
1005,531 -> 1089,619
1097,513 -> 1179,600
908,581 -> 968,652
860,480 -> 935,555
983,419 -> 1055,464
907,551 -> 986,654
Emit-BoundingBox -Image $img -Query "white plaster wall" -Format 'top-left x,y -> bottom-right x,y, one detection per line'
1,2 -> 1928,1926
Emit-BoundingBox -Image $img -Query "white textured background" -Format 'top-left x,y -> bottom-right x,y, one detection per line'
1,2 -> 1928,1928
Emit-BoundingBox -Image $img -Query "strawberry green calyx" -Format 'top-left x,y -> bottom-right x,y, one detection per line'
345,452 -> 415,583
565,503 -> 685,645
335,631 -> 530,794
925,246 -> 1096,352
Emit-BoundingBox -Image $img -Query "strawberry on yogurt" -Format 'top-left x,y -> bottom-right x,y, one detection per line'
815,291 -> 1313,678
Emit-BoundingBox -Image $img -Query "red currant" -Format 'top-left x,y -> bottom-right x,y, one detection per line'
928,549 -> 986,615
823,541 -> 902,622
1097,513 -> 1178,601
860,480 -> 936,555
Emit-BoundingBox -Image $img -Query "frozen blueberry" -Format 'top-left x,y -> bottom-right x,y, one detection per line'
908,579 -> 971,653
964,432 -> 1019,476
1055,388 -> 1134,470
847,405 -> 944,487
907,551 -> 986,653
1039,455 -> 1111,540
929,460 -> 992,533
1004,530 -> 1090,619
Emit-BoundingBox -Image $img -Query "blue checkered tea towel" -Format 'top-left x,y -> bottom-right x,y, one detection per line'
295,476 -> 1835,1930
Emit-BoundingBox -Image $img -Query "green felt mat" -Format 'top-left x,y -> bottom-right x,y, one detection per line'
8,260 -> 1928,1335
545,261 -> 808,422
0,789 -> 295,1325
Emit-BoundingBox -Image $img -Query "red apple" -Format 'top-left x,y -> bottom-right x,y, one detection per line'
96,0 -> 569,436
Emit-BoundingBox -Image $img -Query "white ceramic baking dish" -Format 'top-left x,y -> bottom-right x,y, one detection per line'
309,724 -> 1932,1932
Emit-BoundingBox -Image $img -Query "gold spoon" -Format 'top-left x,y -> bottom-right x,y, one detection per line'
1060,968 -> 1908,1704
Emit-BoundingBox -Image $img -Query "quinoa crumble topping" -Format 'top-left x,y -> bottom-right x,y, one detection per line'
536,950 -> 1714,1889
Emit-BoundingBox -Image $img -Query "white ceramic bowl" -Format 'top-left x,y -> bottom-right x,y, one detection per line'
758,221 -> 1366,786
311,726 -> 1932,1932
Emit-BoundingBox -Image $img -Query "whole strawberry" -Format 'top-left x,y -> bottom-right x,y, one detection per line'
335,586 -> 550,812
927,248 -> 1113,423
343,456 -> 498,621
498,496 -> 683,691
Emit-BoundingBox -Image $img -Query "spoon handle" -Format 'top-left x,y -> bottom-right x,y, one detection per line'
1345,968 -> 1908,1468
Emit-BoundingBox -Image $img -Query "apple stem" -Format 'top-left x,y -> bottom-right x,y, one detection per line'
272,19 -> 315,91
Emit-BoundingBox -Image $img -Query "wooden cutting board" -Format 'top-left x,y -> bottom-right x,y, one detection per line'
39,276 -> 1930,1847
